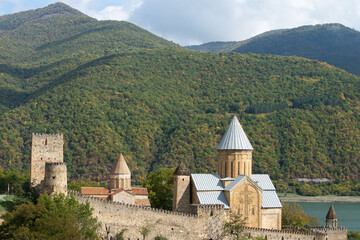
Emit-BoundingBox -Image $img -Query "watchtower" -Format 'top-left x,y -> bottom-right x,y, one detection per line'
31,133 -> 63,186
173,162 -> 191,213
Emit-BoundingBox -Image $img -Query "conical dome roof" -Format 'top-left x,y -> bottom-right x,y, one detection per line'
216,116 -> 253,150
326,204 -> 337,220
110,153 -> 131,175
174,162 -> 190,176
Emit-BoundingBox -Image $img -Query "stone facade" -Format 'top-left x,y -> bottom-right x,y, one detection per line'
172,174 -> 191,213
218,149 -> 253,178
224,177 -> 262,227
261,208 -> 282,230
31,133 -> 63,186
42,162 -> 67,195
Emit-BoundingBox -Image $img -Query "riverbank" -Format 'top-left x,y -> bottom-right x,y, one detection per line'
278,193 -> 360,203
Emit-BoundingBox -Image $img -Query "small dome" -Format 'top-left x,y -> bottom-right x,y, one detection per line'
174,162 -> 190,176
326,204 -> 337,220
111,153 -> 131,175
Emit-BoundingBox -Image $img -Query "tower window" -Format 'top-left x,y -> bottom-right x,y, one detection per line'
231,162 -> 233,178
238,162 -> 240,175
45,138 -> 48,145
224,162 -> 227,176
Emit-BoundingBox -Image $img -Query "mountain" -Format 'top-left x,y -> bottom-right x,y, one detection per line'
0,2 -> 178,66
1,5 -> 360,186
186,24 -> 360,75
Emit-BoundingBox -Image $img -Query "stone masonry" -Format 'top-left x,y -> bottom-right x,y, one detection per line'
31,133 -> 63,186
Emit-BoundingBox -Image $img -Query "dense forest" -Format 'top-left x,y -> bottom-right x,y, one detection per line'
187,24 -> 360,75
1,3 -> 360,190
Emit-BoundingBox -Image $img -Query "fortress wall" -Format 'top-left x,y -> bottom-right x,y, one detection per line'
245,227 -> 326,240
70,191 -> 346,240
71,191 -> 227,240
311,227 -> 348,240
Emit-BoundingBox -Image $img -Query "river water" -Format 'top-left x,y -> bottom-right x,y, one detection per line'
297,202 -> 360,232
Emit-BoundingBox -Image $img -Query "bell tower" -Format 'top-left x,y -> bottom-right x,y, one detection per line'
217,116 -> 253,178
173,162 -> 191,213
110,153 -> 131,190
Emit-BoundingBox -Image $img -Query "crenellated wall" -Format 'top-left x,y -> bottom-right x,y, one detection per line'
70,191 -> 347,240
70,191 -> 228,240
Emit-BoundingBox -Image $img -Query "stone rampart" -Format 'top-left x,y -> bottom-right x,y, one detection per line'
70,191 -> 348,240
70,191 -> 227,240
245,227 -> 326,240
311,227 -> 348,240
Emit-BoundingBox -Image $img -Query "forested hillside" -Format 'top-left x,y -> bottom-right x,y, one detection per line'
1,4 -> 360,187
187,24 -> 360,75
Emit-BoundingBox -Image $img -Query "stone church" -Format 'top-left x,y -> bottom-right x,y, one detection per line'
173,116 -> 282,230
80,153 -> 151,207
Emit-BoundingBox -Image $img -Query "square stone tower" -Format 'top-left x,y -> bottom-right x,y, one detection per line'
31,133 -> 64,187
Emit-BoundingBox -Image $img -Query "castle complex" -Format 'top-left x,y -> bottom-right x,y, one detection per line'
30,117 -> 348,240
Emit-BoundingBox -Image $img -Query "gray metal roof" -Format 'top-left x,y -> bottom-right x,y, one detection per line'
251,174 -> 276,190
197,192 -> 230,209
224,175 -> 247,191
220,177 -> 235,181
262,191 -> 282,208
216,116 -> 253,150
191,174 -> 224,191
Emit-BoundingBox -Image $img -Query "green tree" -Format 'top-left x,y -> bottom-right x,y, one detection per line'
0,193 -> 100,240
222,215 -> 247,240
140,168 -> 174,210
68,178 -> 105,191
282,203 -> 319,227
139,224 -> 151,240
348,231 -> 360,240
115,228 -> 128,240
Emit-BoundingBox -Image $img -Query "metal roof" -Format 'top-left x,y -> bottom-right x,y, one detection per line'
262,191 -> 282,208
216,116 -> 253,150
220,177 -> 235,181
197,192 -> 230,209
251,174 -> 276,190
191,174 -> 224,191
224,175 -> 247,191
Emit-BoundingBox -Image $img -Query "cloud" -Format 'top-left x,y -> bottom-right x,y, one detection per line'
125,0 -> 360,45
2,0 -> 360,45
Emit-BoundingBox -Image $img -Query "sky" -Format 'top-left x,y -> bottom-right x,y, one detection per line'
1,0 -> 360,46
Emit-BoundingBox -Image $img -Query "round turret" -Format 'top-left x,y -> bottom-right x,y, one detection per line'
43,162 -> 67,195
